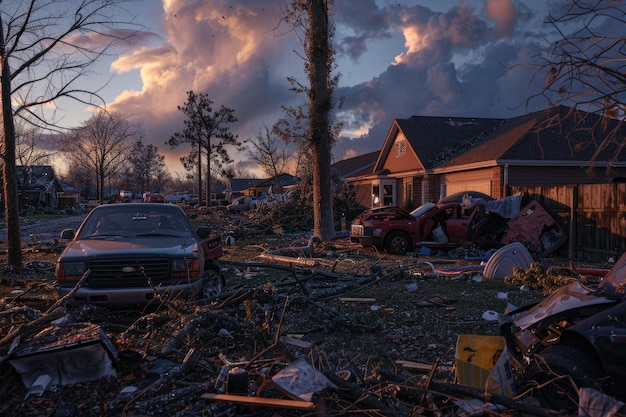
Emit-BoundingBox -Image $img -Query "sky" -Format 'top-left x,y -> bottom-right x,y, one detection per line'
36,0 -> 610,177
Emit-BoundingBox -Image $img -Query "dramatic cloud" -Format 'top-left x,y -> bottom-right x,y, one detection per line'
97,0 -> 601,173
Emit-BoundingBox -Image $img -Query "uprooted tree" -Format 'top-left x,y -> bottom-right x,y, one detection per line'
273,0 -> 342,242
527,0 -> 626,161
0,0 -> 136,268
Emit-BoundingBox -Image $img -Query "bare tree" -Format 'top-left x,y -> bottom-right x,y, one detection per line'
128,140 -> 166,197
168,91 -> 241,207
527,0 -> 626,160
247,125 -> 292,178
64,163 -> 95,201
0,0 -> 136,267
273,0 -> 341,241
59,111 -> 137,204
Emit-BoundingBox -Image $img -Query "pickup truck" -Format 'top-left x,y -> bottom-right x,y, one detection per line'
350,192 -> 567,256
164,191 -> 192,203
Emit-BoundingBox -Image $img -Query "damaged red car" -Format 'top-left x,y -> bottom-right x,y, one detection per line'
350,192 -> 566,256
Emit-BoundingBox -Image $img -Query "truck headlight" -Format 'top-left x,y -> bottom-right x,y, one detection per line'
373,228 -> 382,237
55,262 -> 87,281
171,258 -> 200,277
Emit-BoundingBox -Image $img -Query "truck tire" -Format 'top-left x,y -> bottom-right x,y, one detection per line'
203,265 -> 225,298
385,231 -> 411,255
523,344 -> 606,413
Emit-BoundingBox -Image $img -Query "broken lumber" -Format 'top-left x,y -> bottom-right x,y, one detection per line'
201,393 -> 315,410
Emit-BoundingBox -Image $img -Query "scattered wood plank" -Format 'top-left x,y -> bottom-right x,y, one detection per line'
200,393 -> 316,410
338,297 -> 376,303
395,359 -> 453,373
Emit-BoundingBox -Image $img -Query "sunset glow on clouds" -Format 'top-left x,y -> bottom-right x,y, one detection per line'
78,0 -> 611,173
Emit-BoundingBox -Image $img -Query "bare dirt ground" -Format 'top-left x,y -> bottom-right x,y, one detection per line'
0,209 -> 584,416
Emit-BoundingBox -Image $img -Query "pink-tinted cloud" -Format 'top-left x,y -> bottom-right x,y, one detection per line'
484,0 -> 517,37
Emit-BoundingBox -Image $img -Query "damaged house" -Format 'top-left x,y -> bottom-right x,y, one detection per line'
335,106 -> 626,261
15,166 -> 81,211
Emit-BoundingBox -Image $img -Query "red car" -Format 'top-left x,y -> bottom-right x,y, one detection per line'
350,192 -> 566,256
145,194 -> 164,203
350,192 -> 499,254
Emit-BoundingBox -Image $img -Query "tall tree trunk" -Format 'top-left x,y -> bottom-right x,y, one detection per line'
0,17 -> 23,268
205,146 -> 211,207
198,140 -> 203,206
309,0 -> 335,240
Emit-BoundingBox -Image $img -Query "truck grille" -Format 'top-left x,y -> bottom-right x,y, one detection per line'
351,224 -> 364,236
87,257 -> 171,288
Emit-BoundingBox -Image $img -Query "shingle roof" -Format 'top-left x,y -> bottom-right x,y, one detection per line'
229,178 -> 262,193
386,115 -> 505,170
251,173 -> 299,188
438,106 -> 626,168
331,151 -> 379,178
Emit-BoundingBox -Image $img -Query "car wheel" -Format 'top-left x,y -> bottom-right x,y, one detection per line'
203,265 -> 225,298
523,344 -> 607,413
385,231 -> 411,255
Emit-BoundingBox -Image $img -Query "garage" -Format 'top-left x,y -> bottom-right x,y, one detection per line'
445,179 -> 492,197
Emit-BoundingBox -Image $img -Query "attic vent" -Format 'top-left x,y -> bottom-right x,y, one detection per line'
395,140 -> 407,158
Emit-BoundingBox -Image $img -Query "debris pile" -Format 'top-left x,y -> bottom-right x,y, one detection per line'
0,206 -> 623,416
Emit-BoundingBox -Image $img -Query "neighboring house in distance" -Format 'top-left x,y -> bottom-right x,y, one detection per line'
15,165 -> 81,210
56,180 -> 82,210
227,178 -> 262,200
248,173 -> 300,198
331,150 -> 379,208
336,105 -> 626,260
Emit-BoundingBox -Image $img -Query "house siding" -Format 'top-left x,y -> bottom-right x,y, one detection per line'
382,132 -> 422,173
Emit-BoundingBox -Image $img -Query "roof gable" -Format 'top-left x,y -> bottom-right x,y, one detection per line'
375,115 -> 505,172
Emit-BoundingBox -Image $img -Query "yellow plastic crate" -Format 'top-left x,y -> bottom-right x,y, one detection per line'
455,334 -> 515,396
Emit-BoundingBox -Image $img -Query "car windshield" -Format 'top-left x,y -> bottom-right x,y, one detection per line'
410,203 -> 437,218
77,206 -> 194,239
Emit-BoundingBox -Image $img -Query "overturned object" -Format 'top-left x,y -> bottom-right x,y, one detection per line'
483,242 -> 533,281
8,323 -> 117,389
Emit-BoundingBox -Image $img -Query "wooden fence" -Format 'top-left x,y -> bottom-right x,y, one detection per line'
511,184 -> 626,262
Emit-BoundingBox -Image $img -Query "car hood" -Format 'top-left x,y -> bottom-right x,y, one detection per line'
62,237 -> 201,258
513,281 -> 616,330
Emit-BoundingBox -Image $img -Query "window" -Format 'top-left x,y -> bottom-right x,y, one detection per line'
372,185 -> 380,207
395,140 -> 406,157
372,181 -> 396,207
